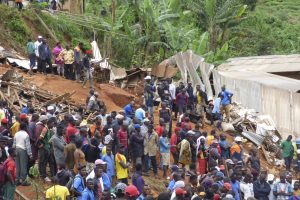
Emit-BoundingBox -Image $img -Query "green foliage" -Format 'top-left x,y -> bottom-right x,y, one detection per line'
0,5 -> 30,46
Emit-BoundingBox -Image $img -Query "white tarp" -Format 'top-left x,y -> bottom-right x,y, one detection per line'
7,58 -> 37,70
90,41 -> 110,69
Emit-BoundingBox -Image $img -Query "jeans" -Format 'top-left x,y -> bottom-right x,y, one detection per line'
82,68 -> 94,88
38,148 -> 55,178
210,112 -> 222,125
41,58 -> 52,74
64,64 -> 74,80
56,64 -> 64,76
3,182 -> 16,200
16,148 -> 28,181
284,156 -> 293,171
147,106 -> 154,119
28,53 -> 36,69
37,57 -> 42,72
75,61 -> 82,80
178,105 -> 186,115
144,154 -> 157,174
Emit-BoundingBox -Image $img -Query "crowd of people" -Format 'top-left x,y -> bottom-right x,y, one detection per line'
26,35 -> 94,88
0,73 -> 299,200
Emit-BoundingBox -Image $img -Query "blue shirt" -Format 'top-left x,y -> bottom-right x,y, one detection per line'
159,136 -> 170,153
221,90 -> 233,105
102,154 -> 115,179
81,188 -> 95,200
102,172 -> 112,191
21,107 -> 29,114
212,97 -> 221,113
124,104 -> 134,118
230,181 -> 240,200
135,108 -> 146,121
167,179 -> 175,191
73,174 -> 85,199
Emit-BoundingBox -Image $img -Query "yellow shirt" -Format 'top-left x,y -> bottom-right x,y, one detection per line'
115,153 -> 128,179
46,185 -> 70,200
60,49 -> 74,64
10,121 -> 20,137
206,135 -> 214,146
196,91 -> 202,104
102,146 -> 106,156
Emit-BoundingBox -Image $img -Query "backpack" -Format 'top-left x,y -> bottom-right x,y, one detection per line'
0,160 -> 9,184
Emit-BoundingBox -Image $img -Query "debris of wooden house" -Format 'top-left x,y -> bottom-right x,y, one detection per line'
0,70 -> 78,114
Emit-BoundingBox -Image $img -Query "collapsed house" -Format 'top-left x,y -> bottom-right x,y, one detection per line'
213,55 -> 300,139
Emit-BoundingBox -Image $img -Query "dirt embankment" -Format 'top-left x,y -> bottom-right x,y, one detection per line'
0,65 -> 134,111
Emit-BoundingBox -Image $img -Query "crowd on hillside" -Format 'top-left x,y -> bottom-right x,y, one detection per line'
26,35 -> 94,88
0,73 -> 299,200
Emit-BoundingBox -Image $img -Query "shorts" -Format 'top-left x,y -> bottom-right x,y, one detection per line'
161,153 -> 170,166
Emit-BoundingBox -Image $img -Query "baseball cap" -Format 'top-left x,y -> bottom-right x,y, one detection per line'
125,185 -> 139,197
175,188 -> 187,196
1,118 -> 8,124
47,105 -> 54,111
144,75 -> 151,80
38,35 -> 43,39
134,124 -> 141,129
95,159 -> 106,165
115,182 -> 127,194
39,115 -> 48,122
223,182 -> 232,190
225,159 -> 234,165
19,113 -> 27,120
116,114 -> 124,119
171,165 -> 179,172
234,136 -> 242,142
267,174 -> 275,182
216,171 -> 224,178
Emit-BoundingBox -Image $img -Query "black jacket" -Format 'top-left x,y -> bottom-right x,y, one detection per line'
253,180 -> 271,200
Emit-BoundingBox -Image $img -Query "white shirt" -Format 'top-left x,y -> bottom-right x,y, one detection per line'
240,182 -> 254,200
169,84 -> 176,100
86,171 -> 104,192
34,40 -> 42,57
14,130 -> 30,151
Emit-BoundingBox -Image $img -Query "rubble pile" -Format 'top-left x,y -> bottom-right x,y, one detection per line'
229,103 -> 282,165
0,69 -> 78,114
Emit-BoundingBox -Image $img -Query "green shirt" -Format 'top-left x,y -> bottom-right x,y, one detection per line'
42,128 -> 54,150
26,41 -> 35,54
281,140 -> 294,158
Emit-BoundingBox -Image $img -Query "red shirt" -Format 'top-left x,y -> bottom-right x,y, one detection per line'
181,122 -> 192,130
5,156 -> 16,181
117,129 -> 128,148
170,133 -> 178,153
65,123 -> 78,143
156,125 -> 164,137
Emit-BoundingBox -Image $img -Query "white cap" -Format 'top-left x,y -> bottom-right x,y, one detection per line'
144,75 -> 151,80
47,105 -> 54,111
38,35 -> 43,39
267,174 -> 275,181
235,136 -> 242,142
39,115 -> 48,122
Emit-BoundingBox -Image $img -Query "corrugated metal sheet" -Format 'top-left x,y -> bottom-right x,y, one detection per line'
293,93 -> 300,137
219,54 -> 300,72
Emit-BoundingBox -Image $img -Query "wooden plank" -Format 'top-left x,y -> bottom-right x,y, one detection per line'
14,89 -> 23,107
261,145 -> 272,165
0,91 -> 20,112
42,92 -> 72,107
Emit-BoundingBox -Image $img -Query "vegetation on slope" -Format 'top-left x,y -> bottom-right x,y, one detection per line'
0,0 -> 299,67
